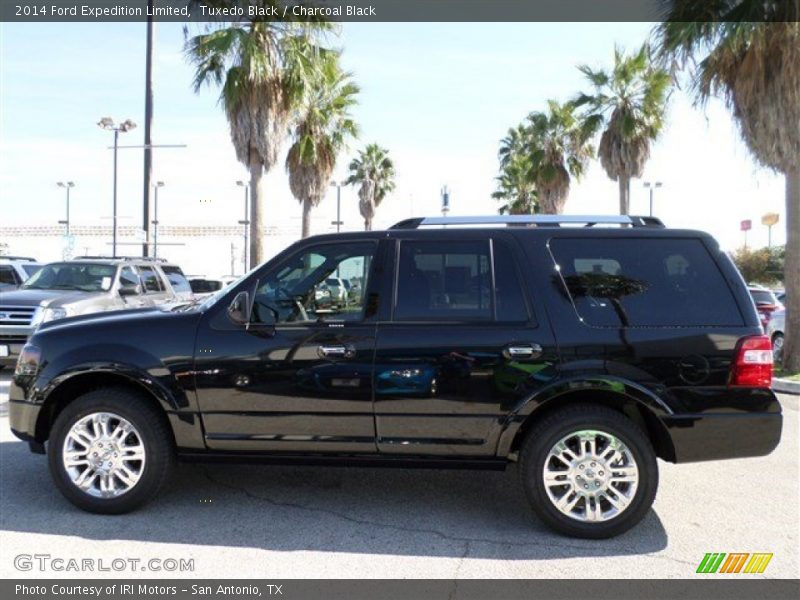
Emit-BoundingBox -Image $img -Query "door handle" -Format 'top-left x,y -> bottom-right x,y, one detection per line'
503,344 -> 543,360
317,344 -> 356,359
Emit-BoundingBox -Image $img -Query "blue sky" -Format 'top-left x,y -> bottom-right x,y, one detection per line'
0,21 -> 786,268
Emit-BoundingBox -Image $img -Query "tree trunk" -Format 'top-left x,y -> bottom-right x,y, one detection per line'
618,176 -> 630,215
782,166 -> 800,372
301,198 -> 312,239
364,217 -> 372,231
249,153 -> 264,269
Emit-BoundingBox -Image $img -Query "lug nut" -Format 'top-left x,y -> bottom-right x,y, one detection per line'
591,462 -> 596,467
599,471 -> 604,476
579,465 -> 585,469
584,484 -> 588,489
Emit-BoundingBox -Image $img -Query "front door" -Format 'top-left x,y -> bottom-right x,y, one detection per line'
194,240 -> 380,453
373,233 -> 559,456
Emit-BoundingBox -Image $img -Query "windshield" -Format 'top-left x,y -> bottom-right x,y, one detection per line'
21,263 -> 117,292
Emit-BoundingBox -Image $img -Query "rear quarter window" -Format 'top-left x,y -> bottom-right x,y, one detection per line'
161,266 -> 192,294
550,237 -> 744,328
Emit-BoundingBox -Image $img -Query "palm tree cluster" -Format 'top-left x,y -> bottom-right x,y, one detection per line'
654,1 -> 800,370
186,1 -> 396,265
494,44 -> 671,215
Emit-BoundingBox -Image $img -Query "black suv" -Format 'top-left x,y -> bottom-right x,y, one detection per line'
9,215 -> 782,538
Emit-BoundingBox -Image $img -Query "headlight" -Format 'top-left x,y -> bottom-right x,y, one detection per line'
30,306 -> 68,329
15,344 -> 41,377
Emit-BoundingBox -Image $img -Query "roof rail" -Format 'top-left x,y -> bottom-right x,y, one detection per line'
0,255 -> 38,261
72,255 -> 167,262
390,215 -> 665,229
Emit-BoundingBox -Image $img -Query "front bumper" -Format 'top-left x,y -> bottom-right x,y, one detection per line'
9,397 -> 41,445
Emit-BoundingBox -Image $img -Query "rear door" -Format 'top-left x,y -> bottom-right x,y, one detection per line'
137,265 -> 171,306
373,232 -> 559,457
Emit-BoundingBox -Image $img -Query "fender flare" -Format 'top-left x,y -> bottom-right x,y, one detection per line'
495,375 -> 674,457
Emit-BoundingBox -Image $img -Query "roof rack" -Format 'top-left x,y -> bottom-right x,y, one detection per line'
0,255 -> 38,261
390,215 -> 665,229
72,255 -> 167,262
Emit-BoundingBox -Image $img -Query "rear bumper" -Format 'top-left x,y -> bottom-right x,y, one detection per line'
663,410 -> 782,463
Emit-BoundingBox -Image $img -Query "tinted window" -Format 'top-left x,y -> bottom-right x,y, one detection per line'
138,266 -> 162,293
119,266 -> 140,288
550,238 -> 743,327
750,290 -> 777,305
0,266 -> 18,286
161,265 -> 192,293
190,279 -> 223,294
395,240 -> 491,321
255,242 -> 375,324
21,265 -> 42,278
493,240 -> 530,322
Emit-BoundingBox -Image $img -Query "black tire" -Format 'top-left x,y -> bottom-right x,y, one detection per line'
519,403 -> 658,539
48,387 -> 174,514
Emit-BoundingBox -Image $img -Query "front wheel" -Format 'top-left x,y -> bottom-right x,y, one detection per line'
48,387 -> 174,514
519,404 -> 658,538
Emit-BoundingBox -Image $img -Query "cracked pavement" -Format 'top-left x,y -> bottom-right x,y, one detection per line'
0,373 -> 797,579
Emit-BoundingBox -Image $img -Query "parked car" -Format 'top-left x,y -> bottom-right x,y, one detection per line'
0,256 -> 43,291
323,277 -> 348,307
10,215 -> 781,539
748,286 -> 783,330
0,257 -> 189,370
774,290 -> 786,305
766,308 -> 785,362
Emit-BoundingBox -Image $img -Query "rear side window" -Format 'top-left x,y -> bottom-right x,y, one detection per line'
395,240 -> 491,321
161,266 -> 191,294
550,238 -> 743,328
138,266 -> 162,293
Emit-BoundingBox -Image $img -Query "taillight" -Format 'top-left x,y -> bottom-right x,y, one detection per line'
729,335 -> 773,388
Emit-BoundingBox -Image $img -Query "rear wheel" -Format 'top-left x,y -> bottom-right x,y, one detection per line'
48,387 -> 174,514
519,403 -> 658,538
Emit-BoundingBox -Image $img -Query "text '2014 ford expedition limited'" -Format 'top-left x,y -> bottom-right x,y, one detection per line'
9,215 -> 782,538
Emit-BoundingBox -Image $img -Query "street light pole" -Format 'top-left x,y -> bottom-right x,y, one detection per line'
236,180 -> 250,273
56,181 -> 75,235
330,181 -> 344,232
98,117 -> 136,258
643,181 -> 663,217
152,181 -> 164,258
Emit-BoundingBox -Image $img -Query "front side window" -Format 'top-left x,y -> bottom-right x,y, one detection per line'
119,266 -> 140,289
550,238 -> 744,328
395,240 -> 491,321
253,242 -> 375,324
0,266 -> 18,286
21,263 -> 116,292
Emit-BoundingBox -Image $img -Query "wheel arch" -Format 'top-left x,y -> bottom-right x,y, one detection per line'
500,386 -> 676,463
34,370 -> 176,446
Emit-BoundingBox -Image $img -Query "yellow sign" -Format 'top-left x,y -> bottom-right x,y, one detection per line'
762,213 -> 780,227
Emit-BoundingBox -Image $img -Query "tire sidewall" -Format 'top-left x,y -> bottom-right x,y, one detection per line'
48,390 -> 169,514
522,409 -> 658,539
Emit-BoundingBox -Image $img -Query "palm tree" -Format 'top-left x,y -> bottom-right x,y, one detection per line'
345,144 -> 396,230
286,55 -> 359,238
492,151 -> 537,215
655,4 -> 800,371
186,7 -> 330,267
574,44 -> 671,215
525,100 -> 595,214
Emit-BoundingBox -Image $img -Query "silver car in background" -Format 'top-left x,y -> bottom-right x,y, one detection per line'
766,308 -> 785,361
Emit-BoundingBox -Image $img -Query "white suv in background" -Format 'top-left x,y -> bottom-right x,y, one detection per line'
0,256 -> 43,291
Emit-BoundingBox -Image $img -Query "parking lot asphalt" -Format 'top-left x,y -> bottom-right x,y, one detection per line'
0,372 -> 797,579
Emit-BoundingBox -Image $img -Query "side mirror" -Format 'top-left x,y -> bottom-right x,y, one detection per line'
119,283 -> 141,296
227,291 -> 251,326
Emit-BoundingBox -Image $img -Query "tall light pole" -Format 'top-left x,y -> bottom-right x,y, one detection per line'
98,117 -> 137,257
143,1 -> 155,257
151,181 -> 165,258
330,180 -> 344,232
236,180 -> 250,273
441,185 -> 450,217
56,181 -> 75,235
643,181 -> 662,217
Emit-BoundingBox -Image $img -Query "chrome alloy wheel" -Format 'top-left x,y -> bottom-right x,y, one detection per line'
62,412 -> 146,498
542,429 -> 638,522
